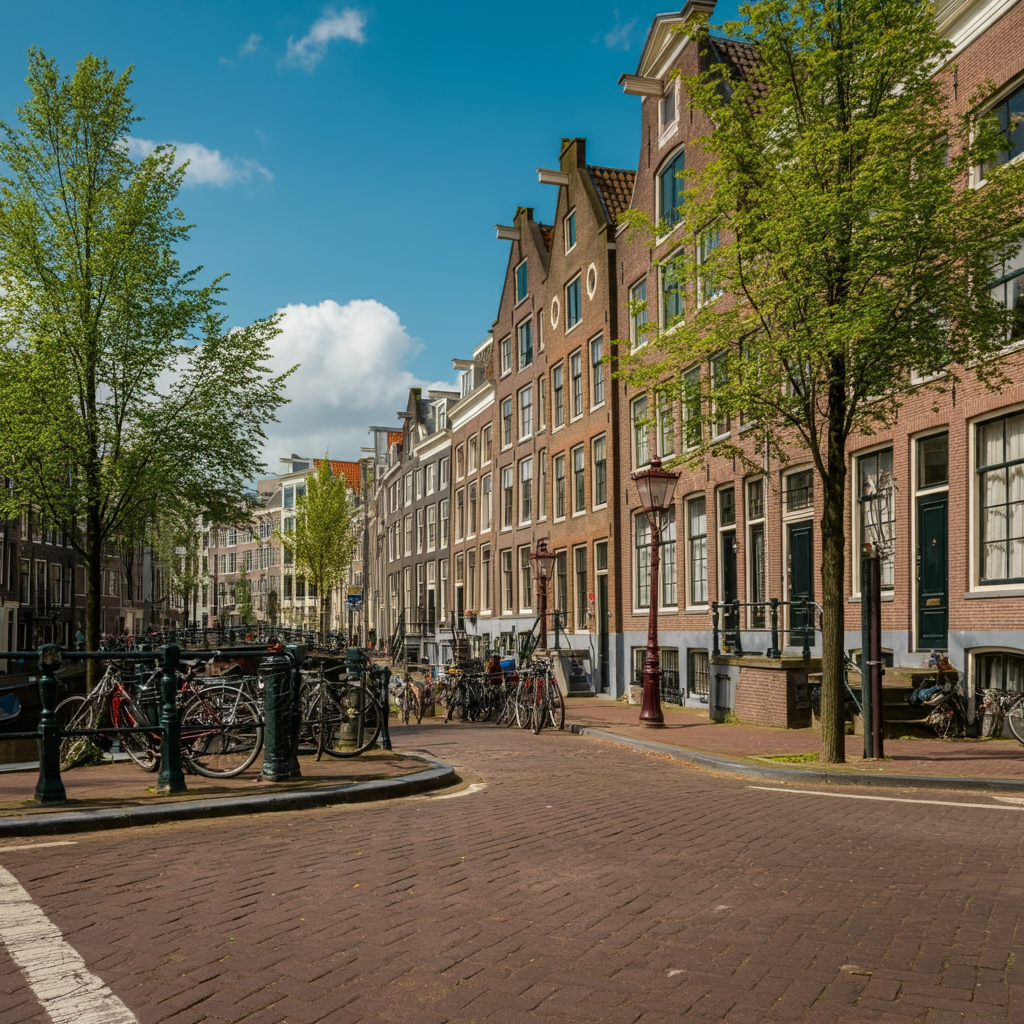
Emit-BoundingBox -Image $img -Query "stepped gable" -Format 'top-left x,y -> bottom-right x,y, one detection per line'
587,165 -> 637,225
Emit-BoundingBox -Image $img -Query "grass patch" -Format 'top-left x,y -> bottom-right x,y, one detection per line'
759,752 -> 820,763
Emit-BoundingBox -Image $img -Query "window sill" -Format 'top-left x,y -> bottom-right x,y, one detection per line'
514,295 -> 530,308
846,594 -> 895,603
964,587 -> 1024,599
592,502 -> 608,512
565,321 -> 583,336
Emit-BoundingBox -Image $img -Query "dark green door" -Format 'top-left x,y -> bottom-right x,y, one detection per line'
597,574 -> 609,692
917,495 -> 948,649
721,530 -> 738,639
788,521 -> 814,646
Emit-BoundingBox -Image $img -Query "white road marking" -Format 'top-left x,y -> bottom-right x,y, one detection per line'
432,782 -> 486,800
0,841 -> 78,853
748,786 -> 1024,810
991,795 -> 1024,805
0,865 -> 137,1024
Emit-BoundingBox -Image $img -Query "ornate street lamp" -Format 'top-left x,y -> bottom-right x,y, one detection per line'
529,540 -> 556,650
631,454 -> 680,726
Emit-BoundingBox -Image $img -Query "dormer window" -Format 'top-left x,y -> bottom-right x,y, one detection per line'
515,259 -> 528,303
659,81 -> 678,138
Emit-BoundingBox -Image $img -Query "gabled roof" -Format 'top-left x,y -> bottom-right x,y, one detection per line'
313,458 -> 361,495
587,166 -> 637,225
707,35 -> 764,97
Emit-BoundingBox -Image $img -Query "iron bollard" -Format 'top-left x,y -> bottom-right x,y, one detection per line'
286,645 -> 305,779
260,653 -> 294,781
731,599 -> 743,656
157,644 -> 187,794
34,644 -> 67,804
768,598 -> 781,658
376,663 -> 392,751
711,602 -> 721,657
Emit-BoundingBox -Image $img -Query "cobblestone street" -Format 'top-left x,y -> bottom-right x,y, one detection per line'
2,722 -> 1022,1024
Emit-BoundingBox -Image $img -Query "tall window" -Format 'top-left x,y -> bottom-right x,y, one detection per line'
502,550 -> 513,611
555,551 -> 568,618
481,547 -> 491,610
630,278 -> 648,350
501,335 -> 512,374
553,364 -> 565,427
570,350 -> 583,418
572,445 -> 585,513
566,276 -> 582,331
991,247 -> 1024,344
981,81 -> 1024,178
468,482 -> 478,536
518,319 -> 533,368
502,466 -> 514,529
520,457 -> 533,524
657,391 -> 674,458
687,496 -> 708,605
482,424 -> 492,464
427,504 -> 437,551
658,148 -> 685,230
635,510 -> 676,609
574,546 -> 588,630
593,435 -> 607,507
455,490 -> 465,541
661,253 -> 684,329
978,411 -> 1024,583
502,397 -> 513,447
786,469 -> 813,512
538,376 -> 547,430
440,499 -> 450,548
632,396 -> 649,468
515,259 -> 528,303
564,210 -> 576,252
468,436 -> 478,473
539,449 -> 548,518
710,353 -> 730,437
857,448 -> 895,589
518,384 -> 533,438
481,473 -> 492,531
519,546 -> 533,609
404,514 -> 413,556
698,227 -> 722,304
554,453 -> 566,518
683,366 -> 701,449
590,335 -> 604,406
416,508 -> 424,553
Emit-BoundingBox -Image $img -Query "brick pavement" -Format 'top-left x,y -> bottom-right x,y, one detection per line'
565,699 -> 1024,782
1,720 -> 1022,1024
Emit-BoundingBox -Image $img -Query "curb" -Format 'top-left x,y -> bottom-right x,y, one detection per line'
0,753 -> 456,838
569,726 -> 1024,793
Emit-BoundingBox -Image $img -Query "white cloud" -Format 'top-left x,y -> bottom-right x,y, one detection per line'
285,7 -> 366,70
239,32 -> 261,57
260,298 -> 454,470
596,9 -> 638,51
126,138 -> 273,188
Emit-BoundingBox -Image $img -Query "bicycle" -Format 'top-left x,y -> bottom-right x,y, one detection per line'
392,674 -> 425,725
977,688 -> 1024,745
301,662 -> 382,758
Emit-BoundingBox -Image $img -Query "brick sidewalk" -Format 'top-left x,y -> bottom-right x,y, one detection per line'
0,749 -> 428,817
565,697 -> 1024,781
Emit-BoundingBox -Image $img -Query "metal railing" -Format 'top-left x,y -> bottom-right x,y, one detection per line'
711,598 -> 818,660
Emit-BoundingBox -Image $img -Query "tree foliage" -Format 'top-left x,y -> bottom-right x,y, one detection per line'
619,0 -> 1024,761
276,457 -> 358,636
0,49 -> 294,663
152,505 -> 204,625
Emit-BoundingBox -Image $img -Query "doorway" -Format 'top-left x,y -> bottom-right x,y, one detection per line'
917,494 -> 948,648
788,521 -> 814,646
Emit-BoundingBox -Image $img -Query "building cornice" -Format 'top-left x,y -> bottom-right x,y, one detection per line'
449,380 -> 495,430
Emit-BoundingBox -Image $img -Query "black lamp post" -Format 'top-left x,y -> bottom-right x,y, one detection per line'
529,540 -> 556,650
631,455 -> 680,727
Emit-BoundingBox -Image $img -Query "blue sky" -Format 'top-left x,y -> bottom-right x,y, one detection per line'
0,1 -> 741,466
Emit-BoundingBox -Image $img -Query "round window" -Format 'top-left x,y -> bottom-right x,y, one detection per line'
550,297 -> 560,328
586,264 -> 598,299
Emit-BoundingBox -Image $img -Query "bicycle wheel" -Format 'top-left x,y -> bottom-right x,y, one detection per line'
399,688 -> 411,725
111,693 -> 159,772
181,687 -> 263,778
545,679 -> 565,731
414,687 -> 425,725
515,685 -> 532,729
1006,703 -> 1024,745
313,684 -> 382,757
445,683 -> 464,722
531,696 -> 545,734
55,695 -> 101,769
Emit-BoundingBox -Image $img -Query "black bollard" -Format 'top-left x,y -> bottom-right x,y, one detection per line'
377,664 -> 392,751
157,644 -> 187,794
260,652 -> 294,781
286,645 -> 305,779
34,645 -> 67,804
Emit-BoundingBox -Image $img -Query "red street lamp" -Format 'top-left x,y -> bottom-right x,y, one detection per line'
529,540 -> 556,649
631,454 -> 680,726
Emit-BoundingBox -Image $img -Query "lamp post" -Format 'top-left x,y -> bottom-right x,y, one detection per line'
632,454 -> 680,727
529,540 -> 556,650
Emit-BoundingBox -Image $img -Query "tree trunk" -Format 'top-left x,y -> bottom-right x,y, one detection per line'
86,508 -> 103,690
819,368 -> 849,764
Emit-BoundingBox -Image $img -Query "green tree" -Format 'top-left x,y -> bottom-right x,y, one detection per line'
266,588 -> 279,627
277,457 -> 358,637
620,0 -> 1024,762
0,50 -> 293,674
153,506 -> 204,627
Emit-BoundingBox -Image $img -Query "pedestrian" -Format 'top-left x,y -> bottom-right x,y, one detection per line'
75,626 -> 85,651
487,653 -> 503,688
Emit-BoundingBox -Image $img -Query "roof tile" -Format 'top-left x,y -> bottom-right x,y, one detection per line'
586,166 -> 637,224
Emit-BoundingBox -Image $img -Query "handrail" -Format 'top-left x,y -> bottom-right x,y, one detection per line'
711,598 -> 816,660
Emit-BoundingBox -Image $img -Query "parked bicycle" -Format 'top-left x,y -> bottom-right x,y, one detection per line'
977,688 -> 1024,745
300,661 -> 382,757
